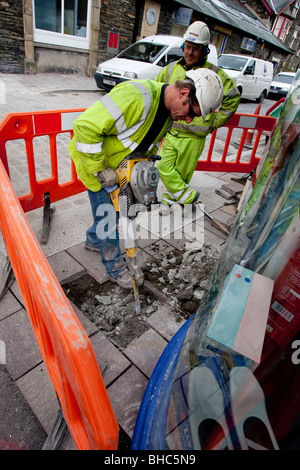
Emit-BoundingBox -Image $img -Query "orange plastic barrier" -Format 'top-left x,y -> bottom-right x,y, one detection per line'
0,109 -> 86,212
0,159 -> 119,450
0,109 -> 277,213
195,112 -> 277,173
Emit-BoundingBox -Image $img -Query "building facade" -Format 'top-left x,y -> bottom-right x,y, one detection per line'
0,0 -> 299,75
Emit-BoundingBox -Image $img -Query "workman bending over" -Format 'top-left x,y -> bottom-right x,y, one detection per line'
69,70 -> 223,288
155,21 -> 241,209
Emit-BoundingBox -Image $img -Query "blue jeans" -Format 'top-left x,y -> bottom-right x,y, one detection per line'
86,188 -> 126,278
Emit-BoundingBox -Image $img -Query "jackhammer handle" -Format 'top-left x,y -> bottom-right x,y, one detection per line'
211,217 -> 229,236
200,208 -> 229,236
206,213 -> 229,236
149,155 -> 161,162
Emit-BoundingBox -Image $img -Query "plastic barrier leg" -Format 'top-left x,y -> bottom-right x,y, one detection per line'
0,256 -> 14,301
41,192 -> 55,245
42,397 -> 69,450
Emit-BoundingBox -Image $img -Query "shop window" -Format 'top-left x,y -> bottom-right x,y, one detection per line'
33,0 -> 91,49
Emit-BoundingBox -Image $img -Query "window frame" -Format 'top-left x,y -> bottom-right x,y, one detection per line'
272,15 -> 291,42
32,0 -> 91,50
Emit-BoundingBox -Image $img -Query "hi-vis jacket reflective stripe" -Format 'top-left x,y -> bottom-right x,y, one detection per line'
155,57 -> 241,137
68,80 -> 171,192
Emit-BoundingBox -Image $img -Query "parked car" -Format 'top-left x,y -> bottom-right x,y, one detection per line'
267,72 -> 296,100
218,53 -> 273,103
95,35 -> 218,92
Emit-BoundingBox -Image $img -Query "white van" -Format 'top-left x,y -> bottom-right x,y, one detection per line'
95,35 -> 218,91
218,54 -> 273,103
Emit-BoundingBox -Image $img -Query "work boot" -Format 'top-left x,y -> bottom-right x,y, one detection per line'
108,267 -> 133,289
84,242 -> 100,252
192,191 -> 201,211
192,191 -> 200,203
158,203 -> 171,216
132,264 -> 144,286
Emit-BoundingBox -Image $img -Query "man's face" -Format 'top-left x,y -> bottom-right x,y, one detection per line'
184,41 -> 203,67
170,89 -> 201,123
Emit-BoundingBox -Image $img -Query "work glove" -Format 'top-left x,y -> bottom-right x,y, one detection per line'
97,167 -> 118,186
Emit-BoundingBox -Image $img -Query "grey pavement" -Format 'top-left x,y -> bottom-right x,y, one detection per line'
0,72 -> 243,450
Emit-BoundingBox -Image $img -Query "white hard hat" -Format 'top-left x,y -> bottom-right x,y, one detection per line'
183,21 -> 210,46
185,69 -> 223,121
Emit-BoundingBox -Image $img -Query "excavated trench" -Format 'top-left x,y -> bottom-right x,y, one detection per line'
63,245 -> 221,349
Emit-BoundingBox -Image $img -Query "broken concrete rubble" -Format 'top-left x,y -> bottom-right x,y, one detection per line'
63,244 -> 221,350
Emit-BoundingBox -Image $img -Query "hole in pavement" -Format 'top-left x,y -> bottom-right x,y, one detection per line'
63,273 -> 170,349
63,245 -> 221,350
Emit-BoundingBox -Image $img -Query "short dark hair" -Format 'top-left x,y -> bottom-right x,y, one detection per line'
175,80 -> 197,105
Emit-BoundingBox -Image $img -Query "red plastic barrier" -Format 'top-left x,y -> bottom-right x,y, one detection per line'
0,159 -> 119,450
0,109 -> 86,212
0,109 -> 277,213
195,112 -> 277,173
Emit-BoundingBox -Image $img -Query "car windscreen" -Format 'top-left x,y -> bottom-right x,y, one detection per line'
218,55 -> 248,71
273,74 -> 295,84
118,42 -> 168,63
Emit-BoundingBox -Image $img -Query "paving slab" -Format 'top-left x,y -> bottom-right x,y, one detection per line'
142,238 -> 173,257
89,331 -> 131,387
202,226 -> 227,250
203,218 -> 229,241
146,304 -> 186,342
47,250 -> 85,285
136,226 -> 159,248
220,203 -> 238,217
0,364 -> 47,450
66,242 -> 108,285
16,363 -> 58,435
0,308 -> 42,381
162,226 -> 197,250
0,290 -> 23,321
107,366 -> 149,438
123,328 -> 168,379
210,207 -> 236,227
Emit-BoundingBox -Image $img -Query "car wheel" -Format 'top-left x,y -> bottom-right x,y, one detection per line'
256,90 -> 266,103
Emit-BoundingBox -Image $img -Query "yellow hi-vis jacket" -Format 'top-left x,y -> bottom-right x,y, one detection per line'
155,58 -> 241,205
68,80 -> 171,192
156,57 -> 241,134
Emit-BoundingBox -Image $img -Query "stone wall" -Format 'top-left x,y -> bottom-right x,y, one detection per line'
157,4 -> 174,35
97,0 -> 140,64
34,46 -> 89,75
0,0 -> 24,73
96,0 -> 175,65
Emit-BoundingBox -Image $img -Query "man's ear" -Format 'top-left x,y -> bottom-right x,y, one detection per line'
179,88 -> 190,100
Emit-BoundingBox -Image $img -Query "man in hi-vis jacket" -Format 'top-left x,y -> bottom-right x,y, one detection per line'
156,21 -> 241,208
69,70 -> 223,288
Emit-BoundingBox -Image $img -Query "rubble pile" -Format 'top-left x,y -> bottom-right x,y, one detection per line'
64,245 -> 221,349
144,245 -> 221,314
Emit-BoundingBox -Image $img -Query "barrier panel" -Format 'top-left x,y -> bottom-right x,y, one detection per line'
0,159 -> 119,450
0,109 -> 277,214
195,112 -> 277,173
0,109 -> 86,213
